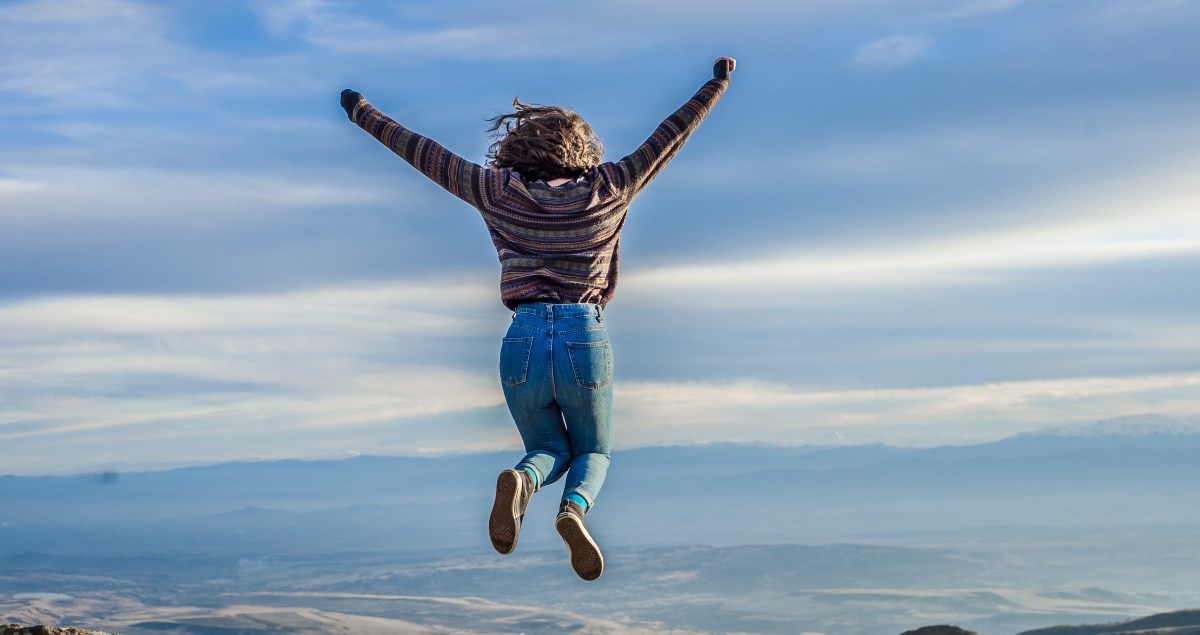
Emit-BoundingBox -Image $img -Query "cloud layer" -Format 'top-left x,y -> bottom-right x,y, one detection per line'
2,0 -> 1199,473
3,265 -> 1198,473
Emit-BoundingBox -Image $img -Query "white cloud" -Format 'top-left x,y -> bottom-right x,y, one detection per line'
251,0 -> 330,36
614,373 -> 1200,447
3,0 -> 1198,476
3,274 -> 1198,472
924,0 -> 1028,20
0,164 -> 393,224
853,35 -> 929,68
0,280 -> 511,471
630,230 -> 1200,294
0,280 -> 494,346
246,0 -> 1037,60
626,157 -> 1200,295
248,0 -> 642,59
0,0 -> 173,105
0,178 -> 43,195
0,0 -> 330,111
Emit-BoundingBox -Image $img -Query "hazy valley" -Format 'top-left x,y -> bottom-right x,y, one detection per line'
4,414 -> 1200,634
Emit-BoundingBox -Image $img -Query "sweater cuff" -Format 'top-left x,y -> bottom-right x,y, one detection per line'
351,100 -> 373,126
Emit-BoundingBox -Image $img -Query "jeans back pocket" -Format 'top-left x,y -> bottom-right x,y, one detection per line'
500,336 -> 534,386
566,340 -> 612,389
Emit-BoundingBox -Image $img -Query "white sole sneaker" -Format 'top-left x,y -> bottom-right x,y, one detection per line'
488,469 -> 527,554
555,510 -> 604,581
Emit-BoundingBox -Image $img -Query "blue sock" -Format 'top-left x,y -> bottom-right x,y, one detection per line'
521,467 -> 539,490
564,493 -> 589,511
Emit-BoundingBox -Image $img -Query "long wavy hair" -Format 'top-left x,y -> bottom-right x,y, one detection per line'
486,98 -> 604,182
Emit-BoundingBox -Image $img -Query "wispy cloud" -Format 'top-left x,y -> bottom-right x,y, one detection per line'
629,154 -> 1200,294
0,281 -> 510,472
0,165 -> 392,224
0,0 -> 173,106
853,35 -> 930,68
246,0 -> 1044,61
0,0 -> 330,113
248,0 -> 644,59
4,273 -> 1198,472
3,0 -> 1199,475
924,0 -> 1028,21
614,373 -> 1200,447
631,231 -> 1200,293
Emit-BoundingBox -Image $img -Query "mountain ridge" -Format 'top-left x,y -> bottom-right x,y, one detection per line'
1015,607 -> 1200,634
904,607 -> 1200,635
1019,414 -> 1200,439
5,413 -> 1198,481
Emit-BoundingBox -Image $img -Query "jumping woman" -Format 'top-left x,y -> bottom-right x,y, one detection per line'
341,57 -> 735,580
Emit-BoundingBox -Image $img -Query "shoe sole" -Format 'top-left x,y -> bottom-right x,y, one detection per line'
489,470 -> 522,555
555,513 -> 604,581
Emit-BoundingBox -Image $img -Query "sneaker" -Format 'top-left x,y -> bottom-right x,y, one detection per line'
555,500 -> 604,581
489,469 -> 534,555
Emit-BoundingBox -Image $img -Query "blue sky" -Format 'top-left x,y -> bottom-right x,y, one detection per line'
2,0 -> 1199,474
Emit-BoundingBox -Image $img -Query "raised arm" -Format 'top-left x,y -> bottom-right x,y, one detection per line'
614,58 -> 734,198
341,89 -> 485,208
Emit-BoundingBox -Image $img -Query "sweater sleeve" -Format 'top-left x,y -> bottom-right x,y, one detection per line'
350,99 -> 486,208
614,77 -> 729,199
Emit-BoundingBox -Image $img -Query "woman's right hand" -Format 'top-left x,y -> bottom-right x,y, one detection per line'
713,57 -> 737,80
341,89 -> 363,120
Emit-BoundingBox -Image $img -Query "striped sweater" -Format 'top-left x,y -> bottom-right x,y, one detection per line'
351,76 -> 729,309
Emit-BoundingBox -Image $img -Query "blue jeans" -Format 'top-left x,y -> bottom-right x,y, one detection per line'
499,303 -> 612,509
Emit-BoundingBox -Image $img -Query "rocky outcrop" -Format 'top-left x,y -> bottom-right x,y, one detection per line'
900,627 -> 982,635
1,625 -> 119,635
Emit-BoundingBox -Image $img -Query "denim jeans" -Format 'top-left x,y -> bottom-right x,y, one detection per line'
499,303 -> 612,508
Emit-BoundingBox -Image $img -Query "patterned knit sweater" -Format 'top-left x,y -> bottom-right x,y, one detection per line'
350,77 -> 729,309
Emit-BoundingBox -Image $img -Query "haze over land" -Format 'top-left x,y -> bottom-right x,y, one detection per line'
4,416 -> 1200,634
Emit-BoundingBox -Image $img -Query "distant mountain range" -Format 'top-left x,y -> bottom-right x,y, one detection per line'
907,608 -> 1200,635
4,413 -> 1200,553
1016,608 -> 1200,634
4,414 -> 1200,634
1024,414 -> 1200,438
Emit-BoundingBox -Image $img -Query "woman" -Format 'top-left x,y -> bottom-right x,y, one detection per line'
341,56 -> 735,580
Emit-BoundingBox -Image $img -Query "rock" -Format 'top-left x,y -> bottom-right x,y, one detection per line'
900,627 -> 983,635
1,625 -> 119,635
